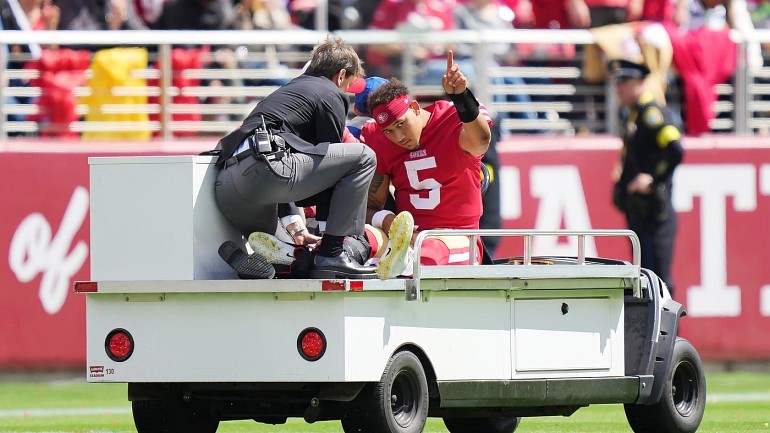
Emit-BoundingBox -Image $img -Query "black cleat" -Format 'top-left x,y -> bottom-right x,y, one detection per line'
218,241 -> 275,279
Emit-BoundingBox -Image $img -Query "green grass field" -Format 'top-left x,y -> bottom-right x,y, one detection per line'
0,371 -> 768,433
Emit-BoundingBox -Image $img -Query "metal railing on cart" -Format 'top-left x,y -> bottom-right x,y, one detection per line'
1,28 -> 769,139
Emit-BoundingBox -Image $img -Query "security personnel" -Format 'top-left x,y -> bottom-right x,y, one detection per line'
609,59 -> 684,297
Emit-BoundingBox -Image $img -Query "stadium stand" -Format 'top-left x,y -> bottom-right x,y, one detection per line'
0,26 -> 768,139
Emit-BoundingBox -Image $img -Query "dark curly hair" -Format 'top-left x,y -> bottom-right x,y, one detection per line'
366,78 -> 410,115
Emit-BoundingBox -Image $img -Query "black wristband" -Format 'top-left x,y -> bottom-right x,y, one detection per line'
448,89 -> 481,123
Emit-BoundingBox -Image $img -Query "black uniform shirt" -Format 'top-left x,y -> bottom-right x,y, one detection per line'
216,74 -> 351,164
246,74 -> 349,145
618,92 -> 684,194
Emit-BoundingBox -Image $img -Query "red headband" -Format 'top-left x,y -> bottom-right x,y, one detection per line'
372,96 -> 411,129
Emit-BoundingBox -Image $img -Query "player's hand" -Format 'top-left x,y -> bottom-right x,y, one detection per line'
293,229 -> 321,246
442,50 -> 468,95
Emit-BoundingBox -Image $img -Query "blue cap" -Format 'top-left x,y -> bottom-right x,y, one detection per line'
354,77 -> 388,116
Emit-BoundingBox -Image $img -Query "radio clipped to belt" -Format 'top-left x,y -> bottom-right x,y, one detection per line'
249,115 -> 286,160
249,115 -> 291,178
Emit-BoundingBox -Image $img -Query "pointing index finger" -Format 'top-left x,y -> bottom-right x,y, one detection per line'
446,50 -> 454,75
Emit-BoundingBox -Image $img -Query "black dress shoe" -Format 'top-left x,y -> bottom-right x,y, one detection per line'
218,241 -> 275,279
311,252 -> 377,279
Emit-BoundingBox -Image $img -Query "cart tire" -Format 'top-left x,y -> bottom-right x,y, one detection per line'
374,351 -> 429,433
341,393 -> 370,433
345,351 -> 428,433
133,399 -> 219,433
624,338 -> 706,433
443,416 -> 521,433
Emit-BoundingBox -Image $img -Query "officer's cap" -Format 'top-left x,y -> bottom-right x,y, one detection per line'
608,59 -> 650,81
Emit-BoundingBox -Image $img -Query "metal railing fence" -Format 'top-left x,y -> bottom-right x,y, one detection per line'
1,28 -> 768,139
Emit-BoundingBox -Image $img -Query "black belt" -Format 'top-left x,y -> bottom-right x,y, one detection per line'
224,149 -> 287,168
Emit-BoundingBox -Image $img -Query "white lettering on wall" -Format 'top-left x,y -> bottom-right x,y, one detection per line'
673,165 -> 754,317
530,166 -> 597,257
500,166 -> 521,220
758,164 -> 770,317
8,187 -> 89,315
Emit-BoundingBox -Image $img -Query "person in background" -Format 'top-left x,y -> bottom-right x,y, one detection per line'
351,0 -> 378,28
609,59 -> 683,298
1,0 -> 59,133
133,0 -> 165,26
584,0 -> 642,27
640,0 -> 689,24
0,7 -> 16,128
365,0 -> 456,81
686,0 -> 763,70
360,51 -> 492,279
152,0 -> 234,29
153,0 -> 239,126
54,0 -> 147,30
214,36 -> 377,280
20,0 -> 59,30
346,76 -> 388,139
231,0 -> 296,91
452,0 -> 540,132
515,0 -> 587,30
288,0 -> 363,30
519,0 -> 641,29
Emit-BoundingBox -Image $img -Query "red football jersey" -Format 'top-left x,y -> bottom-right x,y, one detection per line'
361,100 -> 492,230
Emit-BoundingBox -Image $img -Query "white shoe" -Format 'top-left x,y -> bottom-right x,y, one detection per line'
376,211 -> 414,280
248,232 -> 296,265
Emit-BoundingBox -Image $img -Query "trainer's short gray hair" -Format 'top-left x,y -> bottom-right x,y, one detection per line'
304,36 -> 364,80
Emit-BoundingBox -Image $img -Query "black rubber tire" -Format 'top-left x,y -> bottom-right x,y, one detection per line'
624,338 -> 706,433
132,399 -> 219,433
343,351 -> 429,433
341,398 -> 369,433
444,416 -> 521,433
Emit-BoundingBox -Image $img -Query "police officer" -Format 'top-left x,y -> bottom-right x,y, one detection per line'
214,36 -> 377,279
609,59 -> 684,297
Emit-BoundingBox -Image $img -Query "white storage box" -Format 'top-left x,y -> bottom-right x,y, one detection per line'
89,155 -> 240,281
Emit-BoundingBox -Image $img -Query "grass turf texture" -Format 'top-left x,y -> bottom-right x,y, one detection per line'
0,371 -> 767,432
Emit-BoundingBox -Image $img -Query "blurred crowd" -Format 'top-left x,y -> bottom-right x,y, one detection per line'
1,0 -> 769,139
2,0 -> 767,72
0,0 -> 765,36
1,0 -> 766,32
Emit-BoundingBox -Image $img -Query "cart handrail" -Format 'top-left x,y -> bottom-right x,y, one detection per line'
408,229 -> 641,301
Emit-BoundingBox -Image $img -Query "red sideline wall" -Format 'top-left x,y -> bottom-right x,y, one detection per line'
0,135 -> 768,368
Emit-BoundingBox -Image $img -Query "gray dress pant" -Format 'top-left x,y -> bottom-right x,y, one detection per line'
215,142 -> 376,238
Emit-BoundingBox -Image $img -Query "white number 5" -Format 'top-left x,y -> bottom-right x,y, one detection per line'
404,157 -> 442,210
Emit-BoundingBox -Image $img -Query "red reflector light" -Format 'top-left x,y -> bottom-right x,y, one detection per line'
74,281 -> 98,293
297,328 -> 326,361
105,329 -> 134,362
